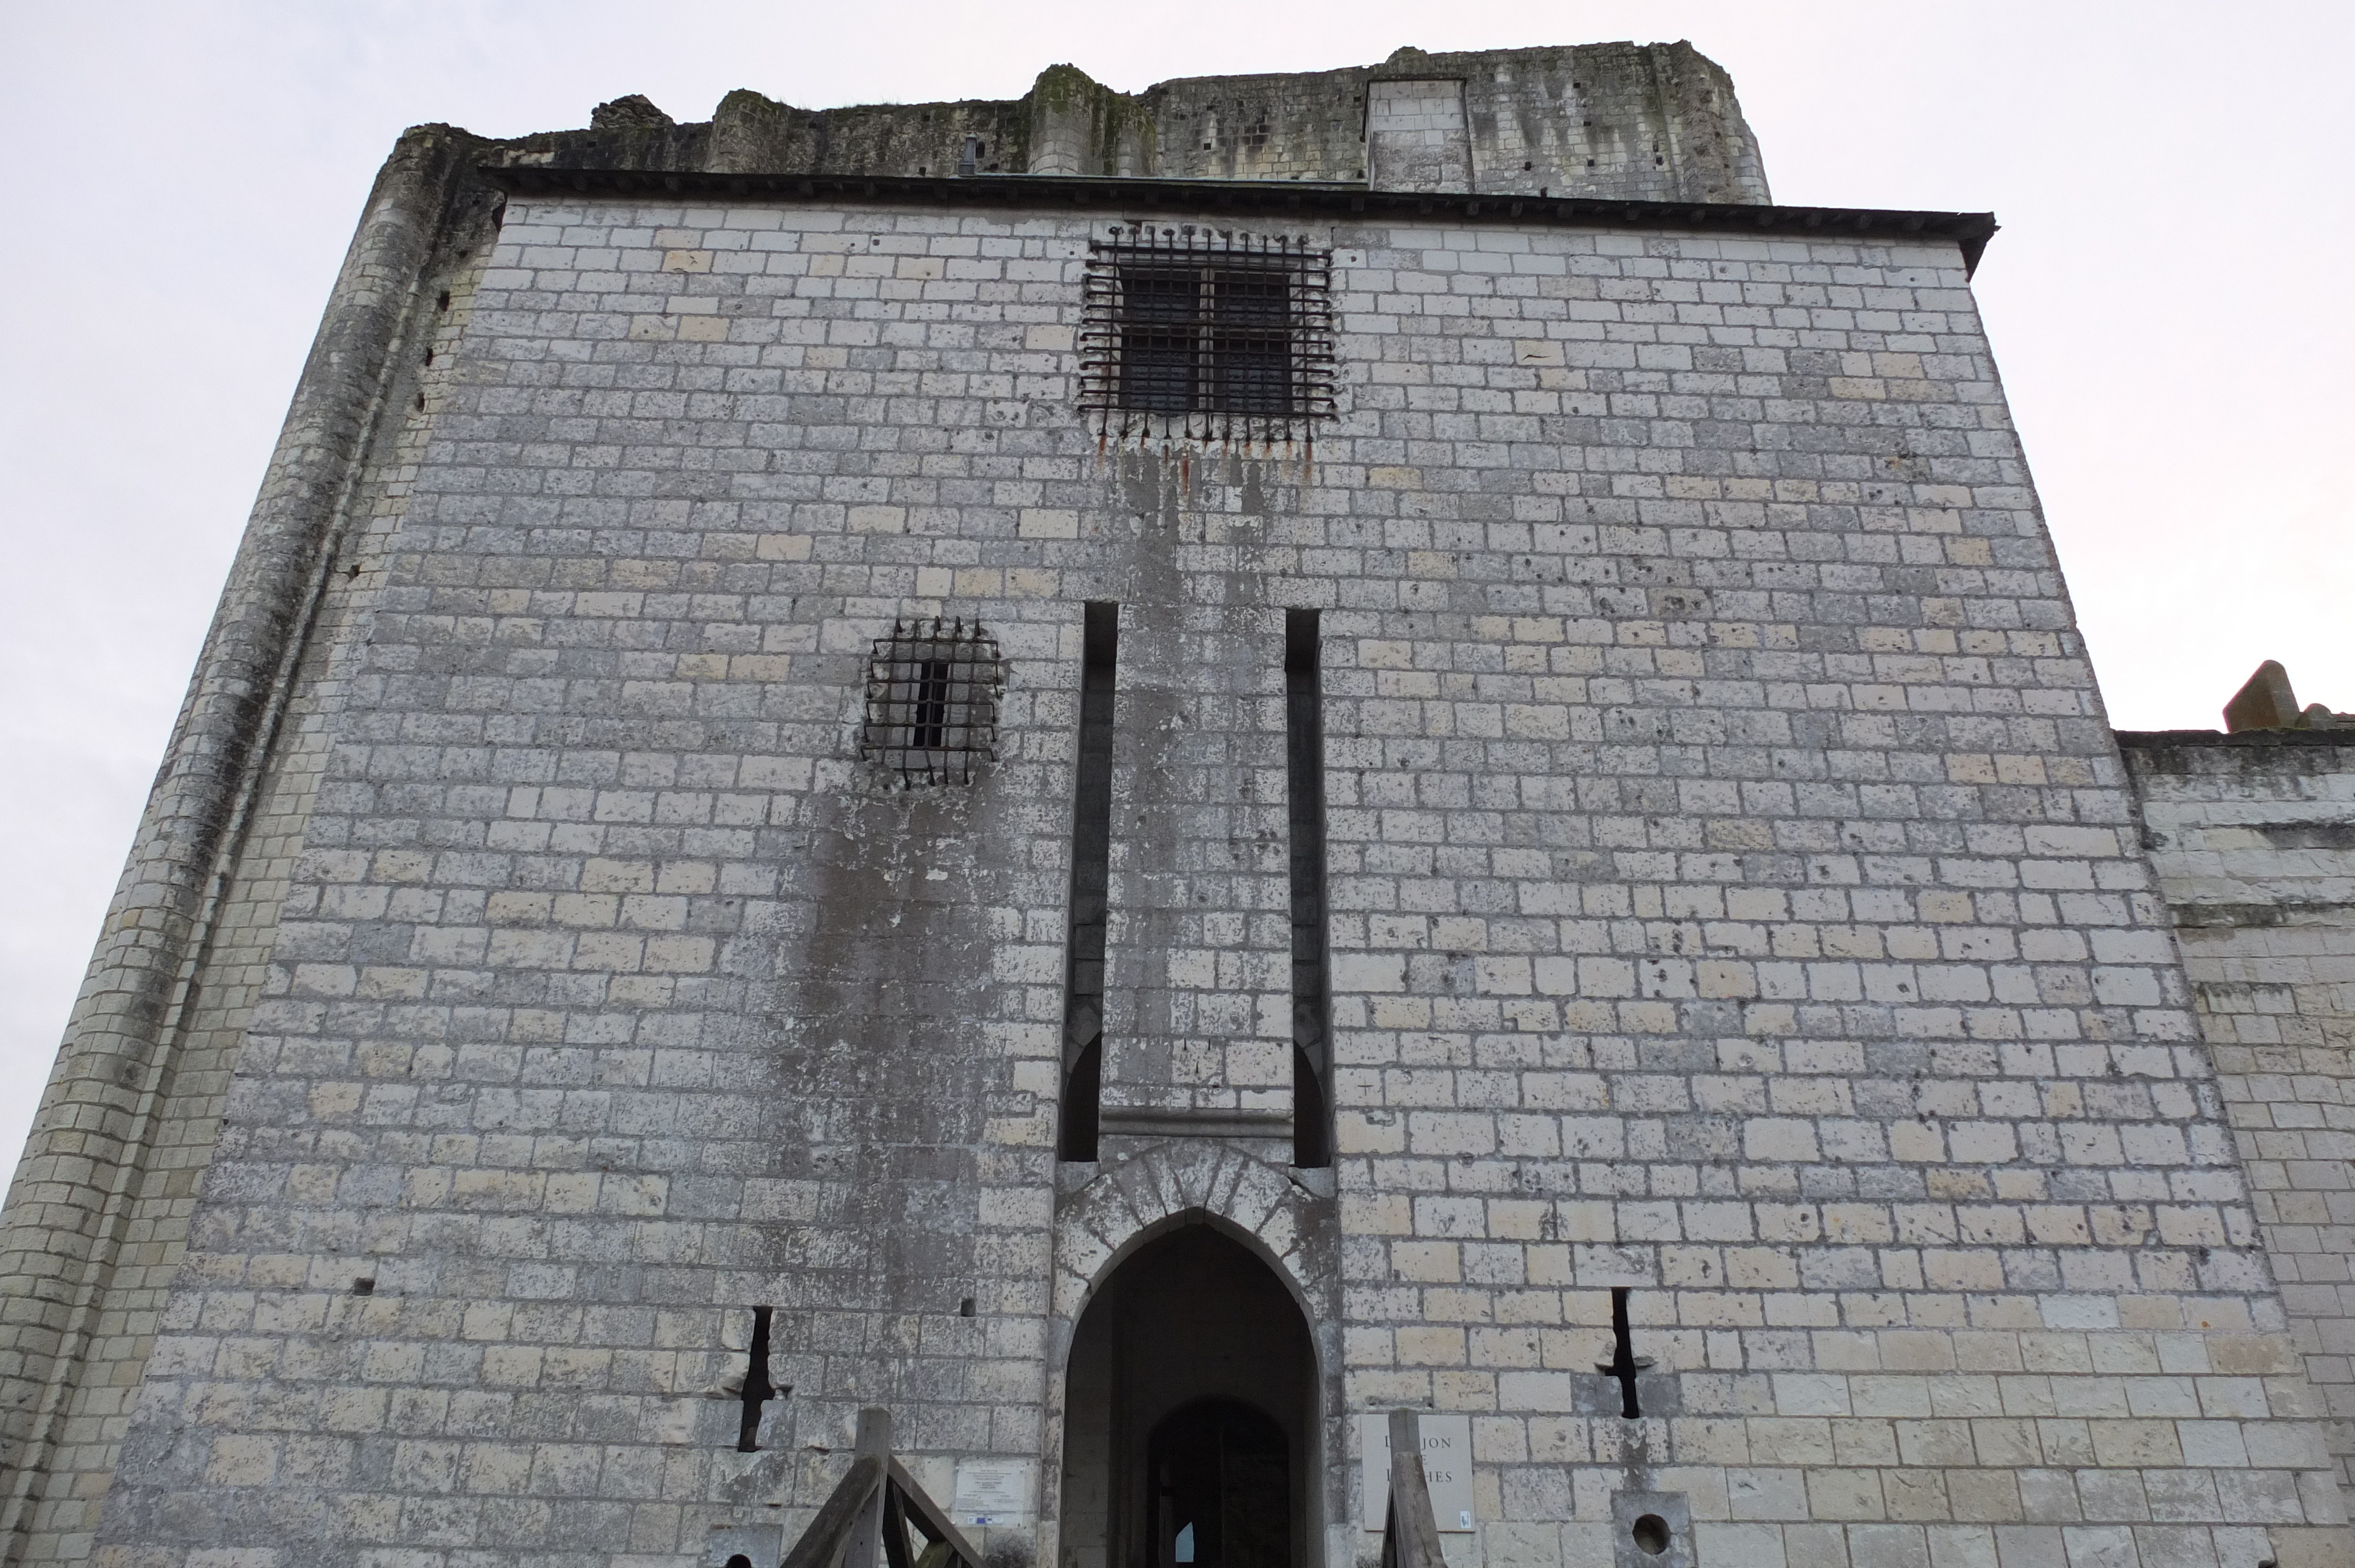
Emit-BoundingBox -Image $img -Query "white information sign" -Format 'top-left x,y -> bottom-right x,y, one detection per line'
952,1459 -> 1033,1527
1358,1413 -> 1475,1532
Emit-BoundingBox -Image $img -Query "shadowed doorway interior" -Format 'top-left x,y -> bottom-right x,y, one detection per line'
1062,1225 -> 1315,1568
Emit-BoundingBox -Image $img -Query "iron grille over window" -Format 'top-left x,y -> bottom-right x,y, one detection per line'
861,619 -> 1003,787
1080,227 -> 1335,443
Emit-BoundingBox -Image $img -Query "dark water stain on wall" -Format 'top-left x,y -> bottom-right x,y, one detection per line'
748,757 -> 1007,1382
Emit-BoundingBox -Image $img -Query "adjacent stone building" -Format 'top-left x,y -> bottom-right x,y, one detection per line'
2119,706 -> 2355,1496
4,40 -> 2351,1568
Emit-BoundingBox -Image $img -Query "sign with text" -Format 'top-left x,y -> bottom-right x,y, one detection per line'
951,1459 -> 1033,1526
1357,1413 -> 1474,1532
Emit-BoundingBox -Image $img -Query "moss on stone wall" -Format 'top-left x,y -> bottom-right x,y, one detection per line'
462,44 -> 1770,202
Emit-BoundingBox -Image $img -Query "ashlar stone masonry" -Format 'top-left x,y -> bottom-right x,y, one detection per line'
1,39 -> 2347,1568
2121,726 -> 2355,1494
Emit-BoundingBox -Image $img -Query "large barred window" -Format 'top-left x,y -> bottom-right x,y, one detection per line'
1080,227 -> 1335,441
860,619 -> 1003,788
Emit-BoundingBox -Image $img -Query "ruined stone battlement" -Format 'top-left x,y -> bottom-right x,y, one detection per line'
474,43 -> 1769,204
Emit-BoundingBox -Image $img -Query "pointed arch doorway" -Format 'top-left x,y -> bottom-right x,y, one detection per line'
1062,1224 -> 1316,1568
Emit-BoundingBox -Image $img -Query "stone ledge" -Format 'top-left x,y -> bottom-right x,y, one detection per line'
476,166 -> 2001,275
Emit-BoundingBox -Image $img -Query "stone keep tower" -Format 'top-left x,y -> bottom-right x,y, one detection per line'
3,39 -> 2350,1568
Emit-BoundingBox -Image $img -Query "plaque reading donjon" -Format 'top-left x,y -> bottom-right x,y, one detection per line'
1358,1413 -> 1474,1532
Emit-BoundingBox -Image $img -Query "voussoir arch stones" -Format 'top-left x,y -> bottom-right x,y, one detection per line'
1049,1141 -> 1339,1328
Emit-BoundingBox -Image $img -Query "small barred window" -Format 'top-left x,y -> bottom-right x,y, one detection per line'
1080,228 -> 1335,443
861,619 -> 1003,787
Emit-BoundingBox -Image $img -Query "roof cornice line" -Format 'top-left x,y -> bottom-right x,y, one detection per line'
477,167 -> 2001,275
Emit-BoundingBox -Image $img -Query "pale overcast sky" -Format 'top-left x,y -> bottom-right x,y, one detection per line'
2,0 -> 2350,1178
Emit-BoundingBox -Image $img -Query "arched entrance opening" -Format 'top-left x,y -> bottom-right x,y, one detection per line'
1062,1225 -> 1315,1568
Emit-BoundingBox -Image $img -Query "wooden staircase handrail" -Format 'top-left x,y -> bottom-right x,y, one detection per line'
1380,1409 -> 1447,1568
778,1409 -> 986,1568
780,1454 -> 884,1568
889,1457 -> 986,1568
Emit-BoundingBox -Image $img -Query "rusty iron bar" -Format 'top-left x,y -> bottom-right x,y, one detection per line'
1079,223 -> 1336,451
860,618 -> 1004,788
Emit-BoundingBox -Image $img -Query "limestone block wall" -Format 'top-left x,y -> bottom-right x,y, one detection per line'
0,129 -> 502,1567
1365,79 -> 1474,194
2122,732 -> 2355,1490
1096,593 -> 1296,1138
0,227 -> 503,1568
55,189 -> 2344,1568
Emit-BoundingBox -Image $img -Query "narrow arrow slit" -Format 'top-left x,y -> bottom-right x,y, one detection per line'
1058,602 -> 1119,1161
1596,1287 -> 1654,1419
1285,607 -> 1331,1168
737,1305 -> 781,1451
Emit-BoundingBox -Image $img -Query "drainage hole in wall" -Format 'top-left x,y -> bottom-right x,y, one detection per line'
960,1297 -> 976,1317
1631,1516 -> 1670,1556
726,1557 -> 754,1568
351,1277 -> 375,1295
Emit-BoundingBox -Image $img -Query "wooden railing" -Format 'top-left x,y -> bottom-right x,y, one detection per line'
786,1406 -> 1441,1568
1379,1409 -> 1446,1568
781,1409 -> 986,1568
